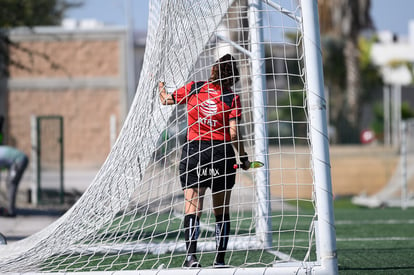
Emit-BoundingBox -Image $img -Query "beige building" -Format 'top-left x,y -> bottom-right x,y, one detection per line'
2,25 -> 145,168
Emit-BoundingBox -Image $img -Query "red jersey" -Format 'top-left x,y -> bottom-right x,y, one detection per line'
172,81 -> 241,141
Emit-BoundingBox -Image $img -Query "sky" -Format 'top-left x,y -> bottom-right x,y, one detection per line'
65,0 -> 414,37
66,0 -> 149,30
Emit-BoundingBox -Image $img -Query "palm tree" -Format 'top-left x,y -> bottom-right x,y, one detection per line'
318,0 -> 374,141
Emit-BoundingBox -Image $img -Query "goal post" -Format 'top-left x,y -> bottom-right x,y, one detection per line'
249,0 -> 272,249
0,1 -> 337,274
301,0 -> 337,271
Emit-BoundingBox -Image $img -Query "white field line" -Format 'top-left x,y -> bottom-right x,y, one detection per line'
335,219 -> 414,225
336,237 -> 414,242
280,236 -> 414,243
335,219 -> 414,242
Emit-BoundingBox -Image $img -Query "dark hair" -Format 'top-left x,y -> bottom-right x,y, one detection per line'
209,54 -> 240,88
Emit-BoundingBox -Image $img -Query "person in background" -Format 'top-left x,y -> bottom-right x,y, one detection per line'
0,145 -> 29,217
0,116 -> 4,144
159,54 -> 250,268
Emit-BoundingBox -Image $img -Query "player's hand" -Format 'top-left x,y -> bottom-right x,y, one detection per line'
240,154 -> 250,170
159,81 -> 165,92
159,81 -> 170,105
242,159 -> 251,170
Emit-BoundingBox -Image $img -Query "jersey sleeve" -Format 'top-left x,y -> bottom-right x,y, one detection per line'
172,81 -> 195,104
229,94 -> 242,121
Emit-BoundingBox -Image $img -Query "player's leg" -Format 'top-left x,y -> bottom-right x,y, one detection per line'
212,189 -> 231,266
211,143 -> 236,266
179,142 -> 207,268
5,172 -> 18,216
183,187 -> 206,267
6,156 -> 28,217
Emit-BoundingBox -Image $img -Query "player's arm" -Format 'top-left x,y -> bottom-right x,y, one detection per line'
230,119 -> 250,170
159,82 -> 175,105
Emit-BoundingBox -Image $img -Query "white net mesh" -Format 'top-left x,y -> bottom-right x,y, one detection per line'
353,118 -> 414,208
0,0 -> 333,273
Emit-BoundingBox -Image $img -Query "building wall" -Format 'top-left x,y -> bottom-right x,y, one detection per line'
9,39 -> 120,77
7,27 -> 130,167
8,89 -> 119,166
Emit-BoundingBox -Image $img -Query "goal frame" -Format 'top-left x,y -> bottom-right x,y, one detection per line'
300,0 -> 337,273
127,0 -> 339,273
217,2 -> 338,273
0,1 -> 337,274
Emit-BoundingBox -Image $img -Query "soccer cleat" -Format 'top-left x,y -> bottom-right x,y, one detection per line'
183,255 -> 201,268
213,262 -> 226,268
213,261 -> 227,268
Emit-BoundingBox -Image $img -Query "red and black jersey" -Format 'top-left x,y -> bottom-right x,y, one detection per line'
172,81 -> 241,141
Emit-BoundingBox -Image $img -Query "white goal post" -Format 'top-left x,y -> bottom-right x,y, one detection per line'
0,0 -> 337,274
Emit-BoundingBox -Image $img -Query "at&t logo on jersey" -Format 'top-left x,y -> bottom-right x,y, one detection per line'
199,99 -> 217,116
198,99 -> 219,127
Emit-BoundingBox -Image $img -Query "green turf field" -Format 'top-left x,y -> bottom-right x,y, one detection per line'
334,199 -> 414,274
41,198 -> 414,273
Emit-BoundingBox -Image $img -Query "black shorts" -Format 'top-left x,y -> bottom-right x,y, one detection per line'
179,141 -> 236,192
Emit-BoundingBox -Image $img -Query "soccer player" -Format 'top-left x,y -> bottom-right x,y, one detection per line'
0,145 -> 29,217
159,54 -> 250,268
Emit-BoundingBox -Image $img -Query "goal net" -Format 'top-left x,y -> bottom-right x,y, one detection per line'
353,118 -> 414,209
0,0 -> 337,274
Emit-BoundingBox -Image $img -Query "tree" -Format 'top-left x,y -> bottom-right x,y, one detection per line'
318,0 -> 374,143
321,36 -> 346,127
0,0 -> 83,77
358,36 -> 383,102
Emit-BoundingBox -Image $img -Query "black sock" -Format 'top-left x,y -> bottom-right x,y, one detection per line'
215,213 -> 230,264
184,214 -> 200,255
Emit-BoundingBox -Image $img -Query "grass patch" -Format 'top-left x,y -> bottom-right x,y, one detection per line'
334,198 -> 414,274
